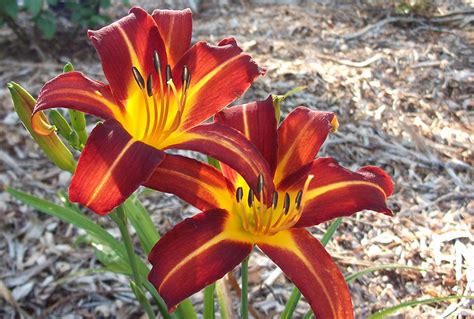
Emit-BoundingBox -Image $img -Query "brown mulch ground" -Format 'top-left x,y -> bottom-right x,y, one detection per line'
1,1 -> 473,318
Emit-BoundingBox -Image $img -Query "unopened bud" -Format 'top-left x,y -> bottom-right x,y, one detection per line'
49,110 -> 73,139
7,82 -> 76,173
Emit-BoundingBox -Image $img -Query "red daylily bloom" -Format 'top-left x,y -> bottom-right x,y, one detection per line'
31,7 -> 268,215
147,97 -> 394,318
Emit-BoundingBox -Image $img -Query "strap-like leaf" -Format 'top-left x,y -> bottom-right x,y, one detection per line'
367,295 -> 474,319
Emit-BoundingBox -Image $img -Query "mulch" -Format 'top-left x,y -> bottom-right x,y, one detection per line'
0,1 -> 473,318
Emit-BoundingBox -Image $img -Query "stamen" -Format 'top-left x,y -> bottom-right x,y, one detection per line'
295,190 -> 303,210
153,51 -> 161,74
132,67 -> 145,89
272,192 -> 278,209
152,52 -> 166,138
181,65 -> 191,115
257,174 -> 264,194
247,189 -> 254,208
146,75 -> 153,97
236,187 -> 243,203
182,65 -> 190,88
166,64 -> 172,82
157,64 -> 172,136
283,192 -> 290,214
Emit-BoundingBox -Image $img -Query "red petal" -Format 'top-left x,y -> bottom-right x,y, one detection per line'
33,72 -> 124,133
144,154 -> 234,211
274,107 -> 337,184
69,120 -> 164,215
173,38 -> 265,130
88,7 -> 167,102
152,8 -> 192,67
148,209 -> 252,311
166,123 -> 274,203
257,228 -> 354,319
278,157 -> 393,227
215,96 -> 278,175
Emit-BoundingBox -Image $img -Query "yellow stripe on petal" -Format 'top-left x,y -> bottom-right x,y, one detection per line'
305,180 -> 388,201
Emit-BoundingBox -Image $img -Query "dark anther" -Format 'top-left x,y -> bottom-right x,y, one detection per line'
146,75 -> 153,97
132,67 -> 145,89
166,64 -> 172,83
153,50 -> 161,73
236,187 -> 243,203
257,174 -> 264,194
295,190 -> 303,210
247,189 -> 254,208
272,191 -> 278,209
283,192 -> 290,214
182,65 -> 191,88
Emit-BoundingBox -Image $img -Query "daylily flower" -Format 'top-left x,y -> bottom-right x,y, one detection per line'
147,97 -> 394,318
31,7 -> 269,214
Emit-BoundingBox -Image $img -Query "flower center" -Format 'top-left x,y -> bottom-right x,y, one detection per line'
127,50 -> 191,148
234,174 -> 313,236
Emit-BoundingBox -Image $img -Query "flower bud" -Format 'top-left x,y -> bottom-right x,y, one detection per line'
7,82 -> 76,173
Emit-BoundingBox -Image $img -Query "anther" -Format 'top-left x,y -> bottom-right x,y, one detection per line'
272,191 -> 278,209
295,190 -> 303,210
182,65 -> 190,88
146,75 -> 153,97
132,67 -> 145,89
247,189 -> 254,208
166,64 -> 172,83
236,187 -> 243,203
283,192 -> 290,214
153,50 -> 161,74
257,174 -> 264,194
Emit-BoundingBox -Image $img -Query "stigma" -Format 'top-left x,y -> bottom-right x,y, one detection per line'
234,174 -> 313,236
129,51 -> 192,146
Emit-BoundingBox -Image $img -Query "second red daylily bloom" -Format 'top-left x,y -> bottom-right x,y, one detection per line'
31,7 -> 268,214
147,97 -> 394,318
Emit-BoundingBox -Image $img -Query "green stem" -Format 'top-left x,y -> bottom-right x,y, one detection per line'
113,206 -> 154,319
241,257 -> 249,319
281,218 -> 342,319
203,283 -> 216,319
280,288 -> 301,319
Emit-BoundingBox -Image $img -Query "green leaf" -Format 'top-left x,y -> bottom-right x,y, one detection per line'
320,217 -> 342,246
175,299 -> 197,319
25,0 -> 43,16
99,0 -> 111,9
35,12 -> 56,39
47,0 -> 58,6
367,295 -> 474,319
93,244 -> 131,275
345,264 -> 427,283
7,187 -> 145,274
123,196 -> 160,255
0,0 -> 19,18
280,288 -> 301,319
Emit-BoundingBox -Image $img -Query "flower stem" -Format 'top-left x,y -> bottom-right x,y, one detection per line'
203,283 -> 216,319
241,256 -> 249,319
113,205 -> 154,319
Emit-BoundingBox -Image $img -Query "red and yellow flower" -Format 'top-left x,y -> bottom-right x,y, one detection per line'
147,97 -> 394,318
31,7 -> 269,215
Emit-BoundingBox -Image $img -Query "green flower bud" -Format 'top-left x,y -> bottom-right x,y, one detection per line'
7,82 -> 76,173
